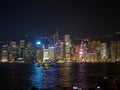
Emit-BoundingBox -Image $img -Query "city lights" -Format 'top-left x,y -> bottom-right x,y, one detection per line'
65,42 -> 69,45
0,1 -> 120,90
36,41 -> 41,45
0,32 -> 119,63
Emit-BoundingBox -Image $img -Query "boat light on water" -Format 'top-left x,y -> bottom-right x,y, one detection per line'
97,86 -> 101,89
73,84 -> 82,90
73,85 -> 78,90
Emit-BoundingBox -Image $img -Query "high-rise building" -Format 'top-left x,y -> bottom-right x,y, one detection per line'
17,40 -> 25,62
74,45 -> 79,61
79,42 -> 84,62
100,43 -> 108,61
95,41 -> 101,62
9,41 -> 16,47
35,41 -> 43,63
36,50 -> 42,63
1,45 -> 8,62
64,35 -> 70,42
59,41 -> 64,60
49,47 -> 55,60
9,45 -> 18,62
43,49 -> 49,62
0,41 -> 8,48
19,40 -> 25,48
54,31 -> 59,44
110,41 -> 120,62
23,42 -> 35,63
8,41 -> 18,62
64,35 -> 71,62
53,31 -> 59,59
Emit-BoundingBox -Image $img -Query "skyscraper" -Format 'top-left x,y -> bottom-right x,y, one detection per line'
100,43 -> 108,61
1,45 -> 8,62
110,41 -> 120,62
19,40 -> 25,49
53,31 -> 59,59
64,35 -> 71,62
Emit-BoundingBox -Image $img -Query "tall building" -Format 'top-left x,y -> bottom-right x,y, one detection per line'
8,41 -> 18,62
74,45 -> 79,61
54,31 -> 59,44
36,50 -> 42,63
1,45 -> 8,62
59,41 -> 64,60
19,40 -> 25,48
53,31 -> 59,59
35,41 -> 43,63
64,35 -> 71,62
23,42 -> 35,63
9,45 -> 18,62
79,42 -> 84,62
17,40 -> 25,61
100,43 -> 108,61
49,47 -> 55,60
110,41 -> 120,62
95,41 -> 101,62
43,49 -> 49,62
9,41 -> 16,47
0,41 -> 8,48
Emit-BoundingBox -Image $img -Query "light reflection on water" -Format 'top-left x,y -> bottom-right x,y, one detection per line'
0,62 -> 120,90
31,64 -> 58,89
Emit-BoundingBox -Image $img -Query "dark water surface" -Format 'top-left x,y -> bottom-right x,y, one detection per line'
0,62 -> 120,90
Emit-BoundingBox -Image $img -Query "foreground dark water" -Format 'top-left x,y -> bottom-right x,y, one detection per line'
0,62 -> 120,90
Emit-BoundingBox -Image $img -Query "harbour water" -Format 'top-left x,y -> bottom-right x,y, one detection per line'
0,62 -> 120,90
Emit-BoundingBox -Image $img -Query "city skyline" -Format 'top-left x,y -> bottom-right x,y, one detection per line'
0,0 -> 120,40
0,31 -> 120,63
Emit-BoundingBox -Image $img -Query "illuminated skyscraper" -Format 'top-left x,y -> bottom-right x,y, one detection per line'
1,45 -> 8,62
43,49 -> 49,62
9,42 -> 18,62
17,40 -> 25,61
54,31 -> 59,44
64,35 -> 71,61
100,43 -> 108,61
9,41 -> 16,47
110,41 -> 120,62
59,41 -> 64,60
95,41 -> 101,62
35,41 -> 43,63
36,50 -> 42,62
53,31 -> 59,59
9,45 -> 18,62
74,45 -> 79,61
79,42 -> 84,62
23,42 -> 35,63
49,47 -> 55,60
19,40 -> 25,48
0,41 -> 8,48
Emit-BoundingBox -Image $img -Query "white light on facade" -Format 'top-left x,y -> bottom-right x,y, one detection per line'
79,51 -> 83,55
66,42 -> 69,45
49,47 -> 54,48
36,41 -> 41,45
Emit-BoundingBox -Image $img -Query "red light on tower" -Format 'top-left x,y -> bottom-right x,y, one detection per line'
79,48 -> 83,55
79,43 -> 84,62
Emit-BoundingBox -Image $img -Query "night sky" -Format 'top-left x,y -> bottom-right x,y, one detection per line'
0,0 -> 120,40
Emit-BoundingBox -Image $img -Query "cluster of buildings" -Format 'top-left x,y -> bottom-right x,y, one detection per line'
0,32 -> 120,63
